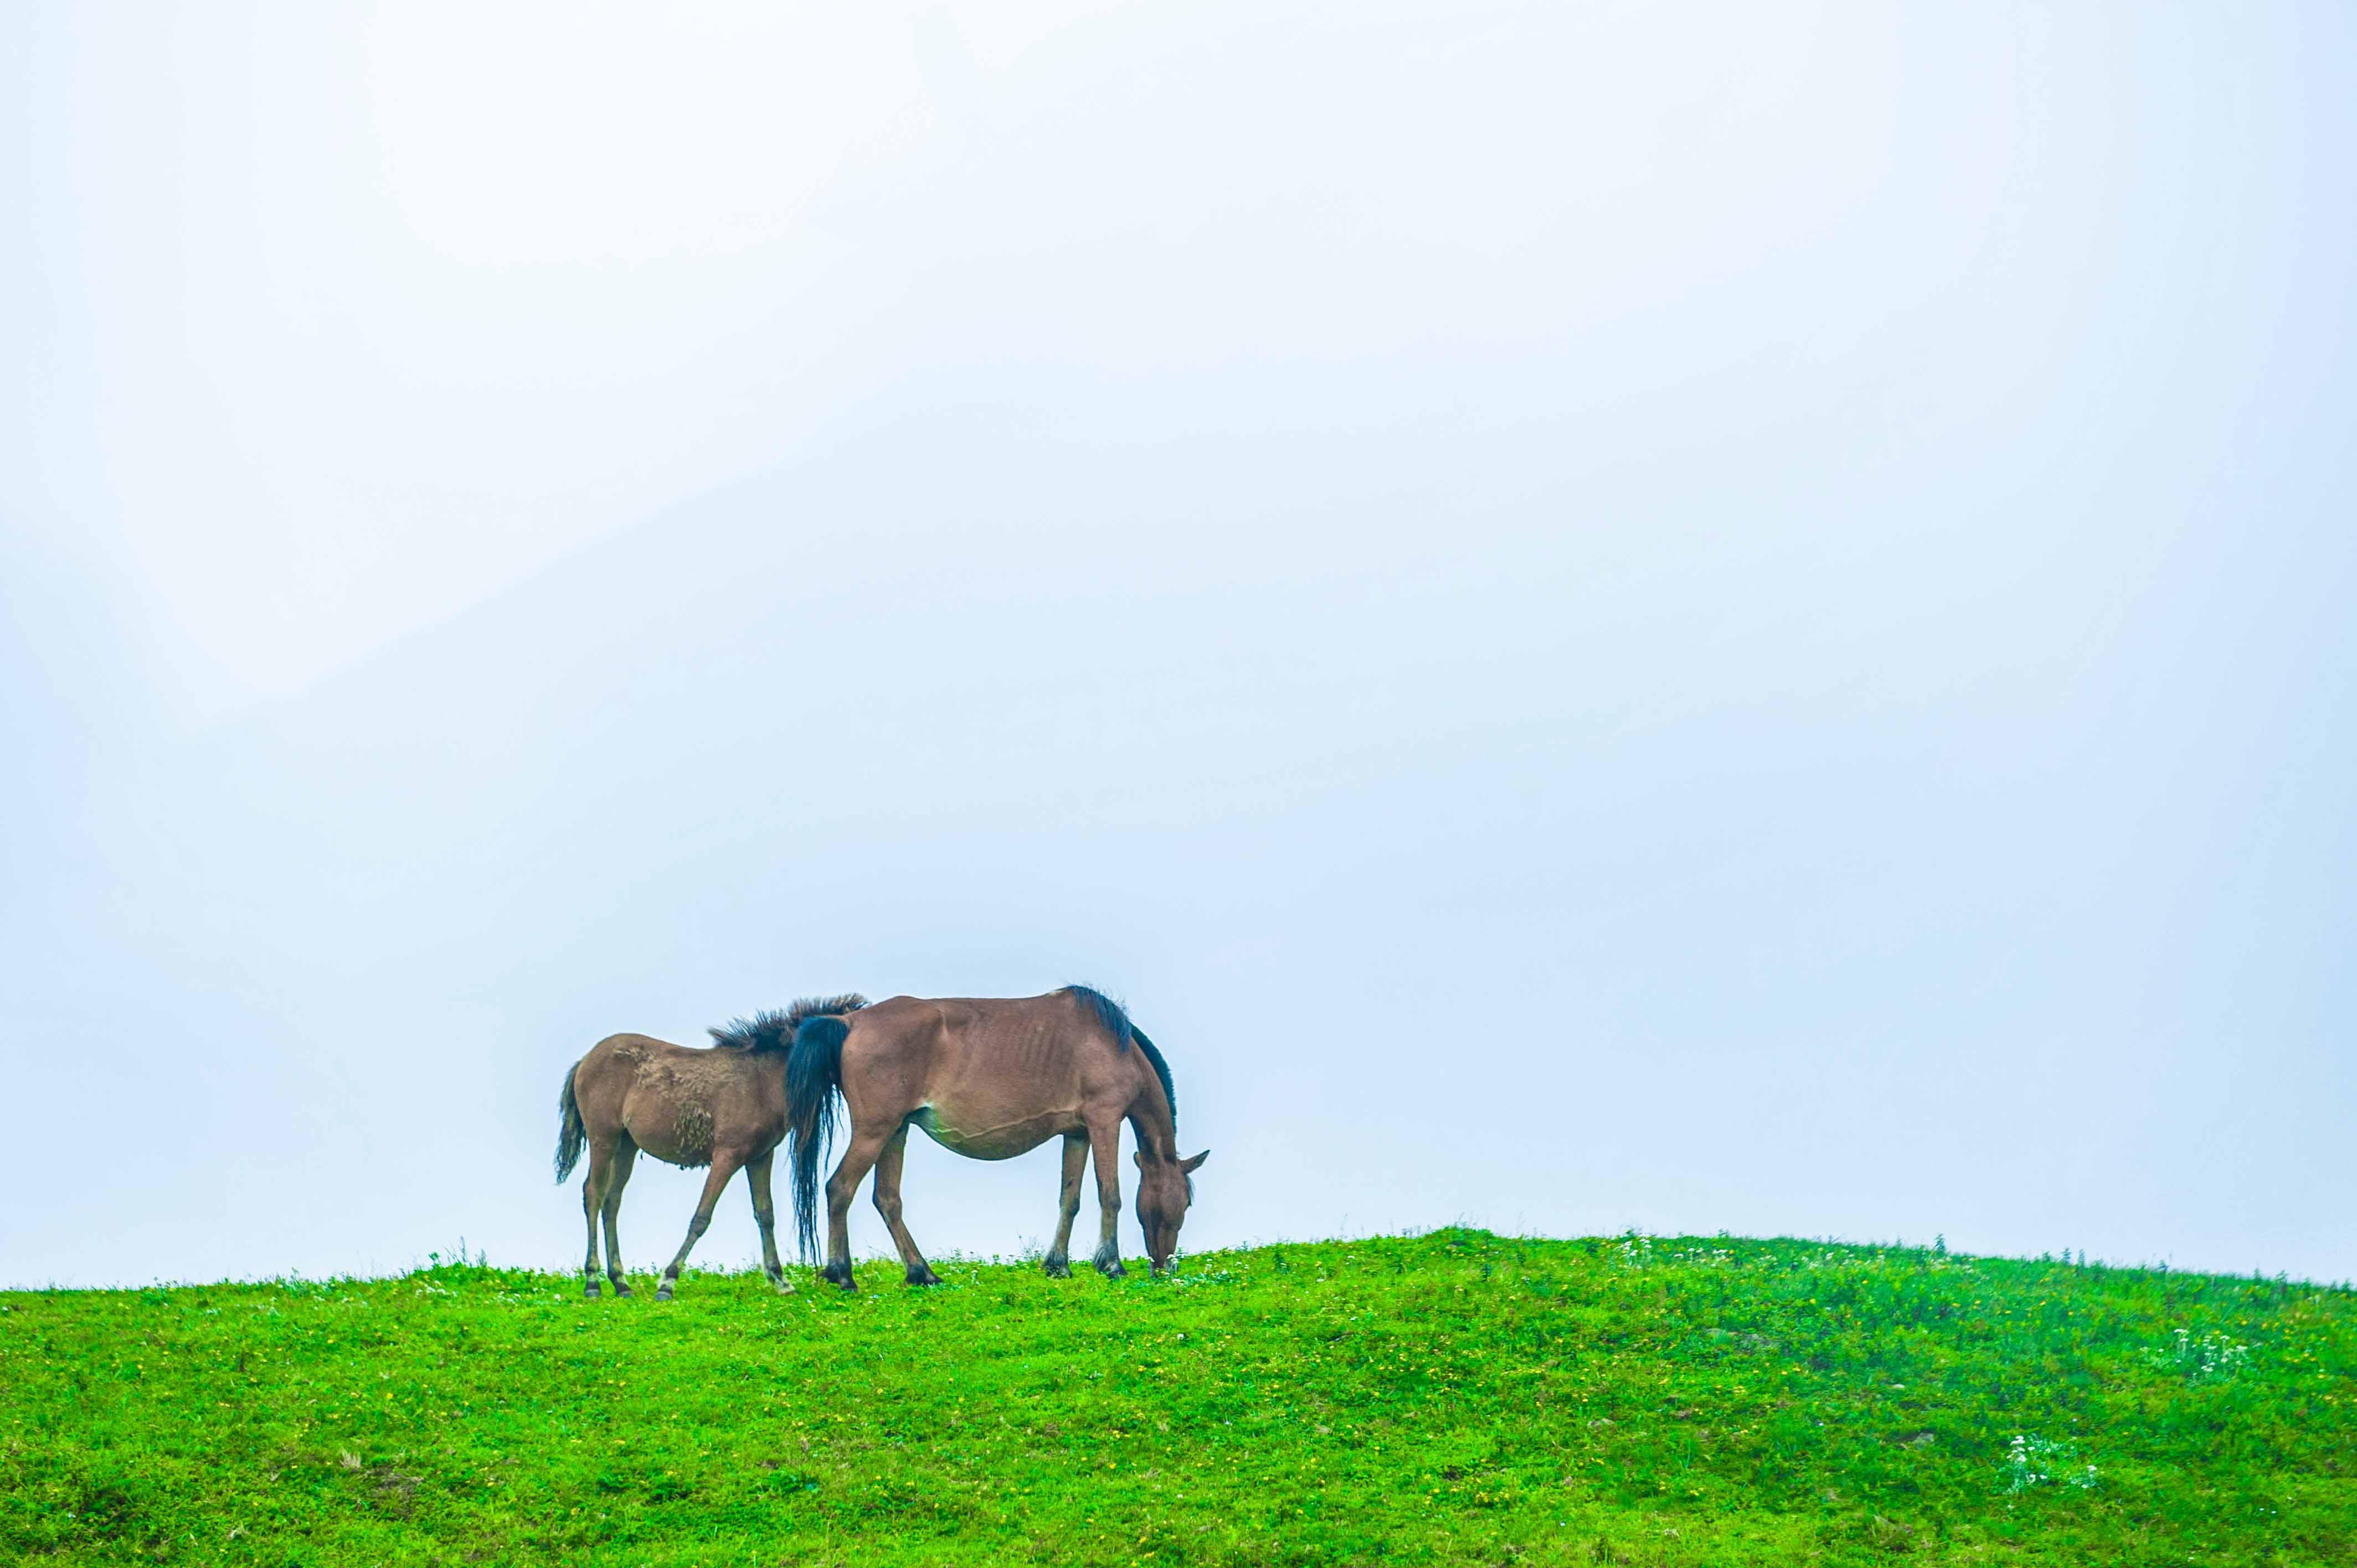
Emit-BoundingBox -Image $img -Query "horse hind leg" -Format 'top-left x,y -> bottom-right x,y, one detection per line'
1043,1131 -> 1086,1278
580,1138 -> 614,1298
819,1126 -> 893,1291
870,1123 -> 939,1287
600,1138 -> 638,1297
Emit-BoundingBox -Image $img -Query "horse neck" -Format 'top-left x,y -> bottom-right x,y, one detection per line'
1125,1096 -> 1180,1165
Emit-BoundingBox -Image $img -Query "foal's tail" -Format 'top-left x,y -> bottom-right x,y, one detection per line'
784,1015 -> 850,1263
553,1061 -> 588,1184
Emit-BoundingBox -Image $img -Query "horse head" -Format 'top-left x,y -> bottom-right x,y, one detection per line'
1134,1148 -> 1208,1273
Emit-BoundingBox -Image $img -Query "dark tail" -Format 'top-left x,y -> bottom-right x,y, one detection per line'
553,1061 -> 587,1184
785,1015 -> 850,1262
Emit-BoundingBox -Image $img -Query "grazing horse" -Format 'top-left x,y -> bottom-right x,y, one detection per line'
785,985 -> 1208,1288
553,995 -> 866,1301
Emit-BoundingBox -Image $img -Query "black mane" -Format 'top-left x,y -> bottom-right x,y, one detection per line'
708,1009 -> 794,1055
709,993 -> 867,1054
1063,984 -> 1176,1127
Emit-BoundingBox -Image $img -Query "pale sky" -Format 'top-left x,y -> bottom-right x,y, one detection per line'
5,2 -> 2353,1288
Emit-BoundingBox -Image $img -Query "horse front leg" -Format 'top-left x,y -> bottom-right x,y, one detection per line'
1043,1132 -> 1086,1278
745,1151 -> 794,1294
655,1151 -> 745,1302
1086,1118 -> 1126,1278
870,1123 -> 940,1286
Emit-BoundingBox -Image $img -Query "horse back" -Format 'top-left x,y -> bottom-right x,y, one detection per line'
846,992 -> 1146,1123
573,1031 -> 786,1168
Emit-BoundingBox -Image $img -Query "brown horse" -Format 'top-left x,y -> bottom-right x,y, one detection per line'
554,995 -> 866,1300
784,985 -> 1207,1288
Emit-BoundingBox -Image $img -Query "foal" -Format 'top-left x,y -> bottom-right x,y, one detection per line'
554,995 -> 865,1300
784,986 -> 1207,1288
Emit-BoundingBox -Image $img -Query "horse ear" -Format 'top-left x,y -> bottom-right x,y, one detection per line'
1181,1149 -> 1208,1173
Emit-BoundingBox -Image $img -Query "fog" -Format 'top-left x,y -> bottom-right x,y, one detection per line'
4,2 -> 2352,1287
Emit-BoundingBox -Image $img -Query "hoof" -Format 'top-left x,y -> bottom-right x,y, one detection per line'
819,1261 -> 857,1292
1042,1256 -> 1072,1280
1097,1258 -> 1128,1280
584,1281 -> 601,1299
612,1282 -> 633,1298
654,1282 -> 675,1302
771,1275 -> 796,1295
905,1265 -> 941,1287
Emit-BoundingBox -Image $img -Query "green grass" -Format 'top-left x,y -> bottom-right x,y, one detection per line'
4,1230 -> 2351,1565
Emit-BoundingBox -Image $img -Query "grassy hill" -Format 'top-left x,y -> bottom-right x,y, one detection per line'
4,1230 -> 2351,1565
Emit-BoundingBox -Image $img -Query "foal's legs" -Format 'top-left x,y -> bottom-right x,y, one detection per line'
745,1151 -> 794,1294
655,1151 -> 745,1302
600,1138 -> 637,1297
870,1123 -> 940,1287
580,1136 -> 616,1297
1043,1132 -> 1087,1278
819,1125 -> 894,1291
1086,1118 -> 1127,1278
